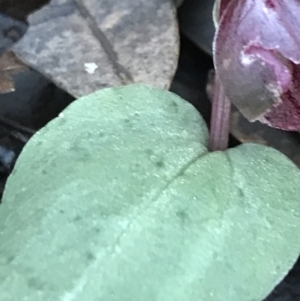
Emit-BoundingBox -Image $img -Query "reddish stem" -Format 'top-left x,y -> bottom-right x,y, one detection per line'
208,76 -> 231,151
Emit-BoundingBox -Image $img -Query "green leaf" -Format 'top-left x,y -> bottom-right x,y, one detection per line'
0,84 -> 299,301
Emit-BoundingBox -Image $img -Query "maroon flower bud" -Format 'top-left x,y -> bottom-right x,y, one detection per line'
213,0 -> 300,131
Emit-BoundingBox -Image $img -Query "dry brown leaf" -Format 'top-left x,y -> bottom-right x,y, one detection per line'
12,0 -> 179,97
0,51 -> 27,94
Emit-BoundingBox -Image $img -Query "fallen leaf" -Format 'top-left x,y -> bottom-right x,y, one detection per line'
12,0 -> 179,97
0,51 -> 27,94
1,85 -> 300,301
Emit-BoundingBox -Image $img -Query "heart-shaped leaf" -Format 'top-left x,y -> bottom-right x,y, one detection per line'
0,84 -> 299,301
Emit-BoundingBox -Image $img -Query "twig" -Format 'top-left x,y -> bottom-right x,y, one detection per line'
10,131 -> 30,144
0,116 -> 36,135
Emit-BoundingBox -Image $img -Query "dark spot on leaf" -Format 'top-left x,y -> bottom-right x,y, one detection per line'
155,160 -> 165,168
176,209 -> 188,224
145,149 -> 153,155
132,162 -> 140,171
6,255 -> 15,264
124,118 -> 133,128
170,100 -> 179,113
59,209 -> 65,214
27,277 -> 45,290
42,170 -> 47,175
73,215 -> 82,222
237,188 -> 244,198
85,251 -> 96,262
99,132 -> 104,137
225,261 -> 234,271
94,227 -> 100,233
178,169 -> 185,177
69,143 -> 91,162
85,132 -> 93,139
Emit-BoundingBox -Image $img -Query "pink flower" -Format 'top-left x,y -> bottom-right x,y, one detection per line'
213,0 -> 300,131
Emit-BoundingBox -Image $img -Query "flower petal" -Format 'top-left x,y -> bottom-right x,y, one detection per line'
214,0 -> 300,129
258,63 -> 300,130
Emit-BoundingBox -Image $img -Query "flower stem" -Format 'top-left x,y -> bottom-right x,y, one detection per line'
208,75 -> 231,151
